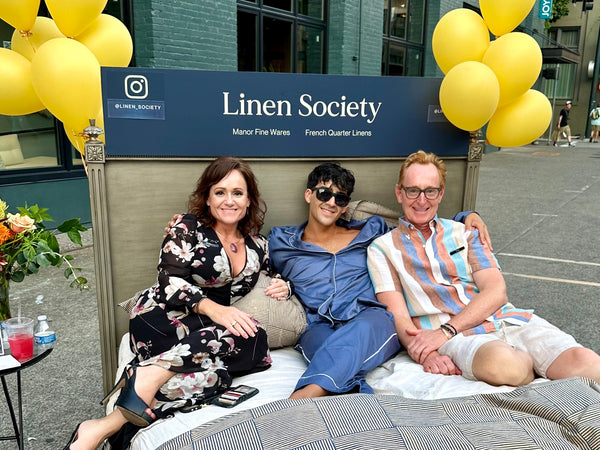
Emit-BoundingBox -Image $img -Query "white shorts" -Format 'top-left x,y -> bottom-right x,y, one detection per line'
438,315 -> 582,380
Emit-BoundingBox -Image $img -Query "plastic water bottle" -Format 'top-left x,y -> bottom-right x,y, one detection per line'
34,315 -> 56,350
0,322 -> 7,351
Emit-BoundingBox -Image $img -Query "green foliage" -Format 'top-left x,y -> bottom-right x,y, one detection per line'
546,0 -> 571,28
0,202 -> 88,291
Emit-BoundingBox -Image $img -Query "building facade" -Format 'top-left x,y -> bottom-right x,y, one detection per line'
8,1 -> 590,220
538,1 -> 600,140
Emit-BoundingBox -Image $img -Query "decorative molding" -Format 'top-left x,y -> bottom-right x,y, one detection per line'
468,141 -> 484,162
84,135 -> 117,392
468,130 -> 484,162
464,132 -> 483,210
84,120 -> 105,163
85,143 -> 105,163
463,160 -> 480,211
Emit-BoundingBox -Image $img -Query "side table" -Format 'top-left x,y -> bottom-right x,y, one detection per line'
1,344 -> 53,450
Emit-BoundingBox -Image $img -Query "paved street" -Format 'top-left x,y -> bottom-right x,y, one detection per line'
1,141 -> 599,449
475,141 -> 599,352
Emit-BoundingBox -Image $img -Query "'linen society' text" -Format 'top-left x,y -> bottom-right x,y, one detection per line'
223,92 -> 382,124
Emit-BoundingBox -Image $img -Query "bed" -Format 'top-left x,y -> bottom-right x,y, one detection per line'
89,69 -> 600,450
157,377 -> 600,450
109,335 -> 600,450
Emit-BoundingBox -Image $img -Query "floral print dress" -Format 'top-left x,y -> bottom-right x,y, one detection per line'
129,214 -> 272,413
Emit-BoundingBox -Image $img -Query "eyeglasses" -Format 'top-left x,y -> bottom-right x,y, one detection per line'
401,186 -> 442,200
312,187 -> 351,207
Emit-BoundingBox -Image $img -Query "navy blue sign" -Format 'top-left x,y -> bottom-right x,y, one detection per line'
101,68 -> 468,158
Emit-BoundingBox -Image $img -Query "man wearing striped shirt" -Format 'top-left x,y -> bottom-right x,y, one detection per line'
367,150 -> 600,386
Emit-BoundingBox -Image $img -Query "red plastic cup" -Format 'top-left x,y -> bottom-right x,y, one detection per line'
4,317 -> 34,362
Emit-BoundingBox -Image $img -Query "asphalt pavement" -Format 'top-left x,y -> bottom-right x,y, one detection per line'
0,139 -> 598,449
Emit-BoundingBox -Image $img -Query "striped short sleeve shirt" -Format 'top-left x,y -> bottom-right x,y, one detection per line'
367,216 -> 532,335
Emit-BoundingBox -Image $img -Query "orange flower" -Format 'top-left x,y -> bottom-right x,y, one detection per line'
0,223 -> 14,246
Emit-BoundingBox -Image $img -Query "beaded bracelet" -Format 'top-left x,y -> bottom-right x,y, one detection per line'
445,322 -> 458,335
440,323 -> 457,339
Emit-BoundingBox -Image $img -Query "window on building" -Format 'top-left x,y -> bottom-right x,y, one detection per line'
382,0 -> 425,76
0,2 -> 130,184
237,0 -> 326,73
0,5 -> 70,180
540,27 -> 580,100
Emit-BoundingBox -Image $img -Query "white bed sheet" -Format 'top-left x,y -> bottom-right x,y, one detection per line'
110,334 -> 543,450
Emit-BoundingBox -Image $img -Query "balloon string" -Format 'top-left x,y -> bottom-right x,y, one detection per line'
26,36 -> 37,54
72,130 -> 89,177
18,30 -> 38,54
82,154 -> 88,176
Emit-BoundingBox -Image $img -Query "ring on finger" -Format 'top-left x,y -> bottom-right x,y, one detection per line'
231,320 -> 237,327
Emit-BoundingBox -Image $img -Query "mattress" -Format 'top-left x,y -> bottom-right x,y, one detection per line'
110,334 -> 545,450
158,377 -> 600,450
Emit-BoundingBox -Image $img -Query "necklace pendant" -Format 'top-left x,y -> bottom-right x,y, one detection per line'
230,243 -> 238,253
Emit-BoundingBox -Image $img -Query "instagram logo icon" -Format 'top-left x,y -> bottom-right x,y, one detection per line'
124,75 -> 148,99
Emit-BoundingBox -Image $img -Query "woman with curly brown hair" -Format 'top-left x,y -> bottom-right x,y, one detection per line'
67,156 -> 289,450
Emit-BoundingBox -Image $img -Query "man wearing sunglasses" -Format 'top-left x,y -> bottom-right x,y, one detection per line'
368,151 -> 600,387
269,162 -> 490,399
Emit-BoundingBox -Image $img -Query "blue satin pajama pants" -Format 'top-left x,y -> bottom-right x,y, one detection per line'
294,307 -> 401,394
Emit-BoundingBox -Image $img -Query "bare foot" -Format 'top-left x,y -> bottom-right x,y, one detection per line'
289,384 -> 329,399
68,419 -> 112,450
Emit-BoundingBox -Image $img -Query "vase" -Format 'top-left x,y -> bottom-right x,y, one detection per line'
0,279 -> 10,322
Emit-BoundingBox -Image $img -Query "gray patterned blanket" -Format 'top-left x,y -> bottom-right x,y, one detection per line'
158,377 -> 600,450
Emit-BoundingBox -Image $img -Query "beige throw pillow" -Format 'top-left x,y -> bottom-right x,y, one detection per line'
0,134 -> 24,167
343,200 -> 400,227
118,276 -> 307,349
234,273 -> 307,349
119,292 -> 141,315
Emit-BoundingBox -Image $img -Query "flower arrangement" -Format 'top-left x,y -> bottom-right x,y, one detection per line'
0,198 -> 88,321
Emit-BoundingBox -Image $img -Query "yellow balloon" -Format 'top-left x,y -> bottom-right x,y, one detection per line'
45,0 -> 107,37
480,0 -> 536,37
11,17 -> 64,61
486,90 -> 552,147
439,61 -> 500,132
31,38 -> 102,129
64,114 -> 104,155
76,14 -> 133,67
0,48 -> 45,115
483,33 -> 542,107
432,9 -> 490,74
0,0 -> 40,31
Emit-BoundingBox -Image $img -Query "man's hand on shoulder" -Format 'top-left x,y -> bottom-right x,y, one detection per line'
464,212 -> 493,251
164,213 -> 183,236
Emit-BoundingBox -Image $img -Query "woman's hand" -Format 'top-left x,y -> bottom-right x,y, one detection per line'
196,300 -> 257,338
464,212 -> 493,251
264,277 -> 289,301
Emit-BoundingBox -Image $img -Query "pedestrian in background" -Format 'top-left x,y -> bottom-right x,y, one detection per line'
589,103 -> 600,143
552,100 -> 574,147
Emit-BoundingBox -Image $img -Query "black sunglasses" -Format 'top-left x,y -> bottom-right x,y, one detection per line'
312,187 -> 351,207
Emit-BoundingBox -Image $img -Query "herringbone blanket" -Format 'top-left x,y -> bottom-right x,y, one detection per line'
158,377 -> 600,450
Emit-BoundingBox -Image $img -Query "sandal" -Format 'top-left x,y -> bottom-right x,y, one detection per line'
100,367 -> 129,406
114,366 -> 155,427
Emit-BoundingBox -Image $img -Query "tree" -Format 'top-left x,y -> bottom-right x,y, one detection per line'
547,0 -> 570,27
